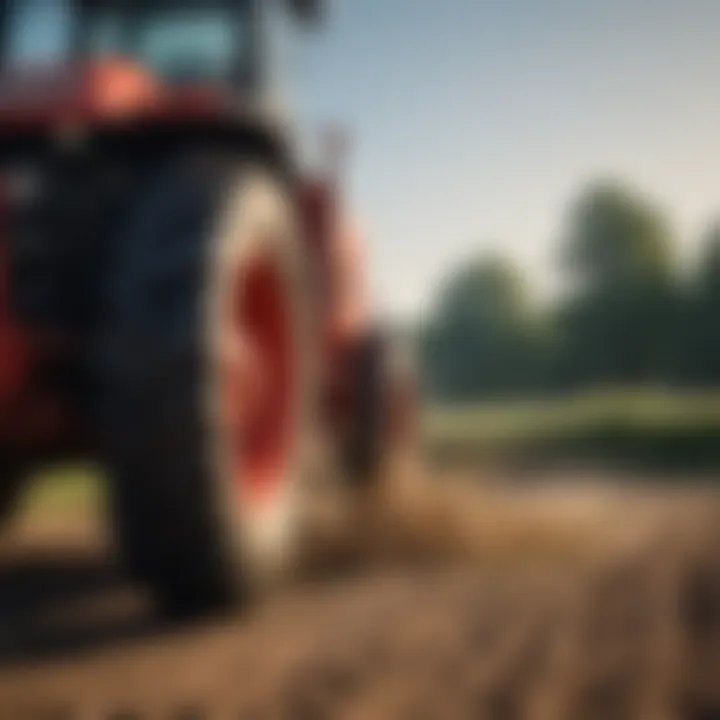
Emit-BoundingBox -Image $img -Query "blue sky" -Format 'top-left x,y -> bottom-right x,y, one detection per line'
297,0 -> 720,318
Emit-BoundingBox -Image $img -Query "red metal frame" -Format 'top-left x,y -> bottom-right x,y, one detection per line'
0,60 -> 227,132
298,179 -> 373,439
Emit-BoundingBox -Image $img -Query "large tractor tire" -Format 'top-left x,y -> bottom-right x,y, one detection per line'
0,454 -> 24,526
103,157 -> 314,616
343,330 -> 386,483
344,330 -> 420,486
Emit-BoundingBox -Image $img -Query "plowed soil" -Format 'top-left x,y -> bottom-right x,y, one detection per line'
1,466 -> 720,720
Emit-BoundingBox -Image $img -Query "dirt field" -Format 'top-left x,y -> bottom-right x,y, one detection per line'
1,466 -> 720,720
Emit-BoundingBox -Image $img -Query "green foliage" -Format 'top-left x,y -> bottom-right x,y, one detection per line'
420,177 -> 717,401
674,224 -> 720,385
561,179 -> 673,292
422,257 -> 545,401
555,180 -> 677,387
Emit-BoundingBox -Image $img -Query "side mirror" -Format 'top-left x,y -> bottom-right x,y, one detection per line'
287,0 -> 325,25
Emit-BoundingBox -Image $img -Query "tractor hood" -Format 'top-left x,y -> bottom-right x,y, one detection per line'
0,59 -> 228,134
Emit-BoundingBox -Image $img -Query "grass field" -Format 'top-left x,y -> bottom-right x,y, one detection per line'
15,389 -> 720,520
426,388 -> 720,473
16,464 -> 104,520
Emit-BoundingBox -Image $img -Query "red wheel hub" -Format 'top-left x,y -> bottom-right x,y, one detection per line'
224,252 -> 294,504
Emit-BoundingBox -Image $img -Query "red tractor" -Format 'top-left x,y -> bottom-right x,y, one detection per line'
0,0 -> 415,615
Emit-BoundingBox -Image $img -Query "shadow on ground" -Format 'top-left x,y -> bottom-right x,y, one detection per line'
0,550 -> 167,666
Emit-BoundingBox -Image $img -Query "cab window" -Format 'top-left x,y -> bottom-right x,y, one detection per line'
5,0 -> 73,67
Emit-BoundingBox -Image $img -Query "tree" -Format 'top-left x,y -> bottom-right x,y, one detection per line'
555,179 -> 677,387
421,256 -> 544,401
676,224 -> 720,385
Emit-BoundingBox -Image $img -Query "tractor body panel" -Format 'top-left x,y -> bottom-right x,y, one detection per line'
0,0 -> 377,494
0,96 -> 363,467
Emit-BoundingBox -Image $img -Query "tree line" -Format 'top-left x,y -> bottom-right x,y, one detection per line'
421,179 -> 720,402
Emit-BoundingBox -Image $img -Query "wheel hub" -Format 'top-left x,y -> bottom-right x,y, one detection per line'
224,252 -> 295,505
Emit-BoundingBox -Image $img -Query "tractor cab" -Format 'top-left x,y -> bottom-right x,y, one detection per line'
0,0 -> 321,127
7,1 -> 251,84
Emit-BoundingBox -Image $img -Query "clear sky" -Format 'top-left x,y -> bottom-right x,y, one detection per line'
297,0 -> 720,319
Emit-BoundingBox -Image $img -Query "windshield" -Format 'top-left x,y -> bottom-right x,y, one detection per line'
88,9 -> 244,83
5,0 -> 72,67
4,1 -> 247,84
